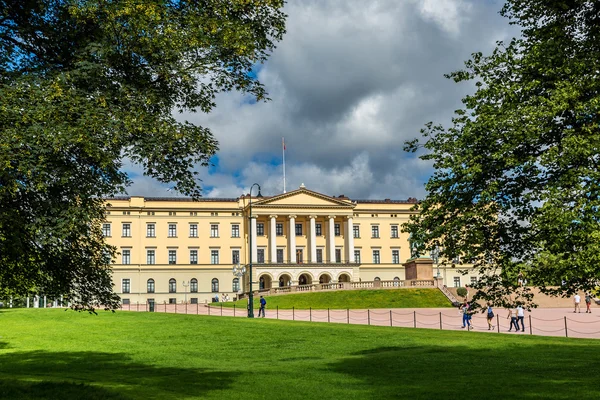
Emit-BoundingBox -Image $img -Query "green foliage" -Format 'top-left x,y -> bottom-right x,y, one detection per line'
404,0 -> 600,309
0,1 -> 286,311
456,287 -> 468,298
1,309 -> 600,399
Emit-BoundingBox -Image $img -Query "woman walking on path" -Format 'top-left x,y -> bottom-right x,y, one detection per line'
486,302 -> 495,330
507,307 -> 519,332
461,300 -> 472,330
585,293 -> 592,313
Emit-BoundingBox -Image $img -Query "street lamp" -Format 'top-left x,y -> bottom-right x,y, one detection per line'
182,280 -> 189,303
232,263 -> 246,295
247,183 -> 262,318
430,246 -> 440,285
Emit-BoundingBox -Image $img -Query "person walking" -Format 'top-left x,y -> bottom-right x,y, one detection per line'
460,300 -> 472,330
585,293 -> 592,313
516,305 -> 525,332
507,307 -> 519,332
486,302 -> 495,331
257,296 -> 267,318
574,294 -> 581,313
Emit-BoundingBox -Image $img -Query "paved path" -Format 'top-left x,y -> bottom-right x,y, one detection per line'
123,303 -> 600,339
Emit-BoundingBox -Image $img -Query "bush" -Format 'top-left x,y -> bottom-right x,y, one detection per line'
456,287 -> 468,298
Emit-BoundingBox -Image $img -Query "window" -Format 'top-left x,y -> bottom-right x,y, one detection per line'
122,249 -> 131,265
169,278 -> 176,293
122,223 -> 131,237
453,277 -> 461,287
122,279 -> 130,294
372,250 -> 381,264
147,279 -> 155,293
168,224 -> 177,237
190,212 -> 197,216
168,250 -> 177,265
232,249 -> 240,265
371,225 -> 379,238
257,249 -> 265,263
147,211 -> 155,216
231,224 -> 240,238
374,277 -> 381,281
211,278 -> 219,292
169,211 -> 177,216
392,250 -> 400,264
122,298 -> 130,305
334,223 -> 341,236
210,224 -> 219,237
276,249 -> 284,263
102,224 -> 111,237
146,250 -> 155,265
335,249 -> 341,263
353,225 -> 360,238
232,278 -> 240,292
470,276 -> 477,285
146,224 -> 155,237
257,223 -> 264,236
276,223 -> 284,236
190,250 -> 198,264
189,224 -> 198,238
354,250 -> 361,263
391,225 -> 399,238
316,249 -> 323,263
211,250 -> 219,264
316,223 -> 322,236
190,298 -> 198,304
169,298 -> 176,304
190,278 -> 198,293
295,224 -> 302,236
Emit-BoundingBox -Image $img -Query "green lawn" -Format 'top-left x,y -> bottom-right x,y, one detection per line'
1,309 -> 599,399
223,288 -> 452,309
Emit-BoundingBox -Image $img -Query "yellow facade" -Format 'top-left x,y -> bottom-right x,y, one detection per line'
104,186 -> 478,305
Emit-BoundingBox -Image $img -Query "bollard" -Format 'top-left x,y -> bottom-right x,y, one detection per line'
234,304 -> 236,317
293,306 -> 295,321
564,316 -> 568,337
328,308 -> 330,323
310,307 -> 312,322
221,304 -> 223,316
277,306 -> 279,320
529,315 -> 532,335
368,309 -> 370,325
390,310 -> 393,327
439,312 -> 442,330
185,303 -> 188,314
413,311 -> 416,328
347,308 -> 350,324
497,314 -> 500,333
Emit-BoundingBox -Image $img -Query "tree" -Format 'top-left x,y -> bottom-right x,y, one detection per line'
404,0 -> 600,309
0,0 -> 286,312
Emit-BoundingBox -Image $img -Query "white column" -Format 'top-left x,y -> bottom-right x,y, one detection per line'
250,215 -> 258,263
327,216 -> 336,263
269,215 -> 277,263
309,216 -> 317,262
288,215 -> 296,263
345,216 -> 354,263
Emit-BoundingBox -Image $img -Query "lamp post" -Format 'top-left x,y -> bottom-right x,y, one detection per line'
182,280 -> 189,303
247,183 -> 262,318
430,246 -> 440,285
232,263 -> 246,297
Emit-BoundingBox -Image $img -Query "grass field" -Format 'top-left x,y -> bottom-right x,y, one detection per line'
223,288 -> 452,309
1,309 -> 599,400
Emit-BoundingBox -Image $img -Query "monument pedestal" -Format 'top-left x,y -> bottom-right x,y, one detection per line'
403,257 -> 433,281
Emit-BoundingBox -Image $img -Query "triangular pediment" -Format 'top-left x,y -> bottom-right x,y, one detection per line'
253,188 -> 354,209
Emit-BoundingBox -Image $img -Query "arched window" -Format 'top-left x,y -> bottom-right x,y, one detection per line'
211,278 -> 219,293
169,278 -> 176,293
232,278 -> 240,292
147,278 -> 155,293
393,277 -> 400,287
374,277 -> 381,281
393,277 -> 400,281
190,278 -> 198,293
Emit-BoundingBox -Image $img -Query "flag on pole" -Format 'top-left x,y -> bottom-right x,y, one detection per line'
282,137 -> 286,150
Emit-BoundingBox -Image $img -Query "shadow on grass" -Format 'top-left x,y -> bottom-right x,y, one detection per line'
0,351 -> 236,400
330,342 -> 600,399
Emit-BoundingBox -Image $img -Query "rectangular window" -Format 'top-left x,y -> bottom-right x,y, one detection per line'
146,224 -> 155,237
316,249 -> 323,263
231,224 -> 240,238
470,276 -> 477,285
295,223 -> 302,236
232,249 -> 240,265
168,224 -> 177,237
190,250 -> 198,264
334,223 -> 341,236
276,249 -> 284,263
122,298 -> 130,305
454,277 -> 461,287
211,225 -> 219,238
122,223 -> 131,237
146,250 -> 155,265
211,250 -> 219,264
335,249 -> 341,263
391,225 -> 399,238
354,250 -> 361,263
257,223 -> 265,236
257,249 -> 265,263
392,250 -> 400,264
372,250 -> 381,264
190,298 -> 198,304
122,249 -> 131,265
371,225 -> 379,238
276,223 -> 284,236
189,224 -> 198,238
102,223 -> 111,237
169,298 -> 176,304
315,223 -> 322,236
168,250 -> 177,264
353,225 -> 360,238
122,279 -> 130,294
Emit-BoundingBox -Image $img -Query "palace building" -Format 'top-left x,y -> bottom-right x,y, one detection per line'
104,185 -> 477,305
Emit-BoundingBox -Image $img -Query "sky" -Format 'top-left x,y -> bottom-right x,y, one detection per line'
125,0 -> 517,201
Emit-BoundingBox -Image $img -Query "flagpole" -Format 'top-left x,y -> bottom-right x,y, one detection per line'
282,137 -> 286,193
